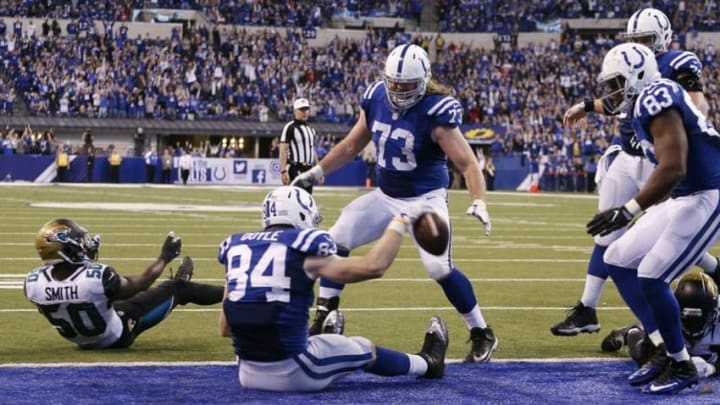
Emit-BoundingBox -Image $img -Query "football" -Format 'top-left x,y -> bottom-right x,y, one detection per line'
412,212 -> 449,255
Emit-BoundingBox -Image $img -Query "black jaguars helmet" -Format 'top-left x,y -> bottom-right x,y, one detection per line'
673,272 -> 719,342
35,219 -> 100,264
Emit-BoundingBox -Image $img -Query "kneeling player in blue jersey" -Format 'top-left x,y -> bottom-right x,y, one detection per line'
218,186 -> 449,392
587,43 -> 720,394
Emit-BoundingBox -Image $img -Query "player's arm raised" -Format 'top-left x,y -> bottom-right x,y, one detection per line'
304,216 -> 409,283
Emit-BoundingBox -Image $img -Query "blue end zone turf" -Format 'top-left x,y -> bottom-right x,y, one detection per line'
1,361 -> 716,404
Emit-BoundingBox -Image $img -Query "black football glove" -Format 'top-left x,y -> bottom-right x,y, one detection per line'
160,231 -> 182,263
586,207 -> 634,236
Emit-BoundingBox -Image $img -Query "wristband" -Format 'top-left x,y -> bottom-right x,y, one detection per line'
309,165 -> 324,178
583,99 -> 594,113
623,199 -> 642,216
387,217 -> 407,235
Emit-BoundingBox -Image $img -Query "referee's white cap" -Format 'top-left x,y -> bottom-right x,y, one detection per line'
293,98 -> 310,110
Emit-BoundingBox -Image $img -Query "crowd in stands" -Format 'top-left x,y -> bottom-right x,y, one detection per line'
436,1 -> 719,33
2,2 -> 720,191
0,1 -> 422,27
0,125 -> 60,155
1,1 -> 720,33
0,22 -> 410,123
437,29 -> 720,191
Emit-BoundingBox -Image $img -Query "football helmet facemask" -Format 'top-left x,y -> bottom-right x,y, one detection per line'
673,272 -> 719,342
622,8 -> 673,54
383,44 -> 431,111
262,186 -> 321,229
597,43 -> 660,115
35,219 -> 100,264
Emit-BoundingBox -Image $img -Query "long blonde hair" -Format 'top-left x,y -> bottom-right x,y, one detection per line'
426,78 -> 454,96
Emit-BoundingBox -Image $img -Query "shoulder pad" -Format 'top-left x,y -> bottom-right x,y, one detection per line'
290,228 -> 337,257
426,96 -> 463,126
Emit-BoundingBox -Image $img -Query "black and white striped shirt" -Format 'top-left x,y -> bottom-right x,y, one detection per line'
280,119 -> 316,164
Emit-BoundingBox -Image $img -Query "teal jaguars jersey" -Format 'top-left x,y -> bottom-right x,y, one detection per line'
218,227 -> 337,361
361,81 -> 464,198
633,78 -> 720,197
24,262 -> 124,348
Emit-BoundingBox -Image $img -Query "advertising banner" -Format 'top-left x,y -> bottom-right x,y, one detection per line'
173,157 -> 283,185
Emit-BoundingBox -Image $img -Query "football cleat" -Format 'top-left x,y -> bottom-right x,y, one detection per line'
464,326 -> 498,363
601,325 -> 633,352
550,301 -> 600,336
416,316 -> 448,379
642,359 -> 698,395
309,296 -> 340,336
626,326 -> 652,365
320,310 -> 345,335
628,343 -> 668,386
172,256 -> 194,282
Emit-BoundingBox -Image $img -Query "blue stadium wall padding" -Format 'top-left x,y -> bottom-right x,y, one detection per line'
493,155 -> 528,190
0,155 -> 55,181
0,156 -> 528,189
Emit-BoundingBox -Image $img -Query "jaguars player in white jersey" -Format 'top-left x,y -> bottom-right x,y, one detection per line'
25,219 -> 223,349
292,44 -> 496,362
602,273 -> 720,381
219,186 -> 449,392
586,42 -> 720,394
555,7 -> 720,337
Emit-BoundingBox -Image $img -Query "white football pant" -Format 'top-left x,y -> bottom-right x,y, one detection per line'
604,190 -> 720,282
237,334 -> 373,392
594,150 -> 654,246
329,188 -> 453,280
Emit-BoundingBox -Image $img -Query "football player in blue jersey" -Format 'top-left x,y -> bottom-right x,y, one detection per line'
219,186 -> 449,392
554,7 -> 720,337
291,43 -> 496,363
586,42 -> 720,394
25,220 -> 224,349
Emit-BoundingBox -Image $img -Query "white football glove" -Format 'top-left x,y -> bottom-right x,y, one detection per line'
466,199 -> 491,236
691,356 -> 717,378
291,165 -> 323,188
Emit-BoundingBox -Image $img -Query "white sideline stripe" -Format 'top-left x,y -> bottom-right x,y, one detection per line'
0,258 -> 589,262
0,306 -> 630,313
0,243 -> 592,252
1,276 -> 591,282
0,358 -> 628,368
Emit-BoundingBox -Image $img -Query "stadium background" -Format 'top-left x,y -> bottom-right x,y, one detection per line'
0,1 -> 719,403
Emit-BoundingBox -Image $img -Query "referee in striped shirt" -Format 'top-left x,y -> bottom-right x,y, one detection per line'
279,98 -> 319,193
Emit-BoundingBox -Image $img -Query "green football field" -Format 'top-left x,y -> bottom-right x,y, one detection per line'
0,183 -> 685,364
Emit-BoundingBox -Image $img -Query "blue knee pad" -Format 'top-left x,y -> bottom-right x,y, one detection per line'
587,244 -> 609,279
